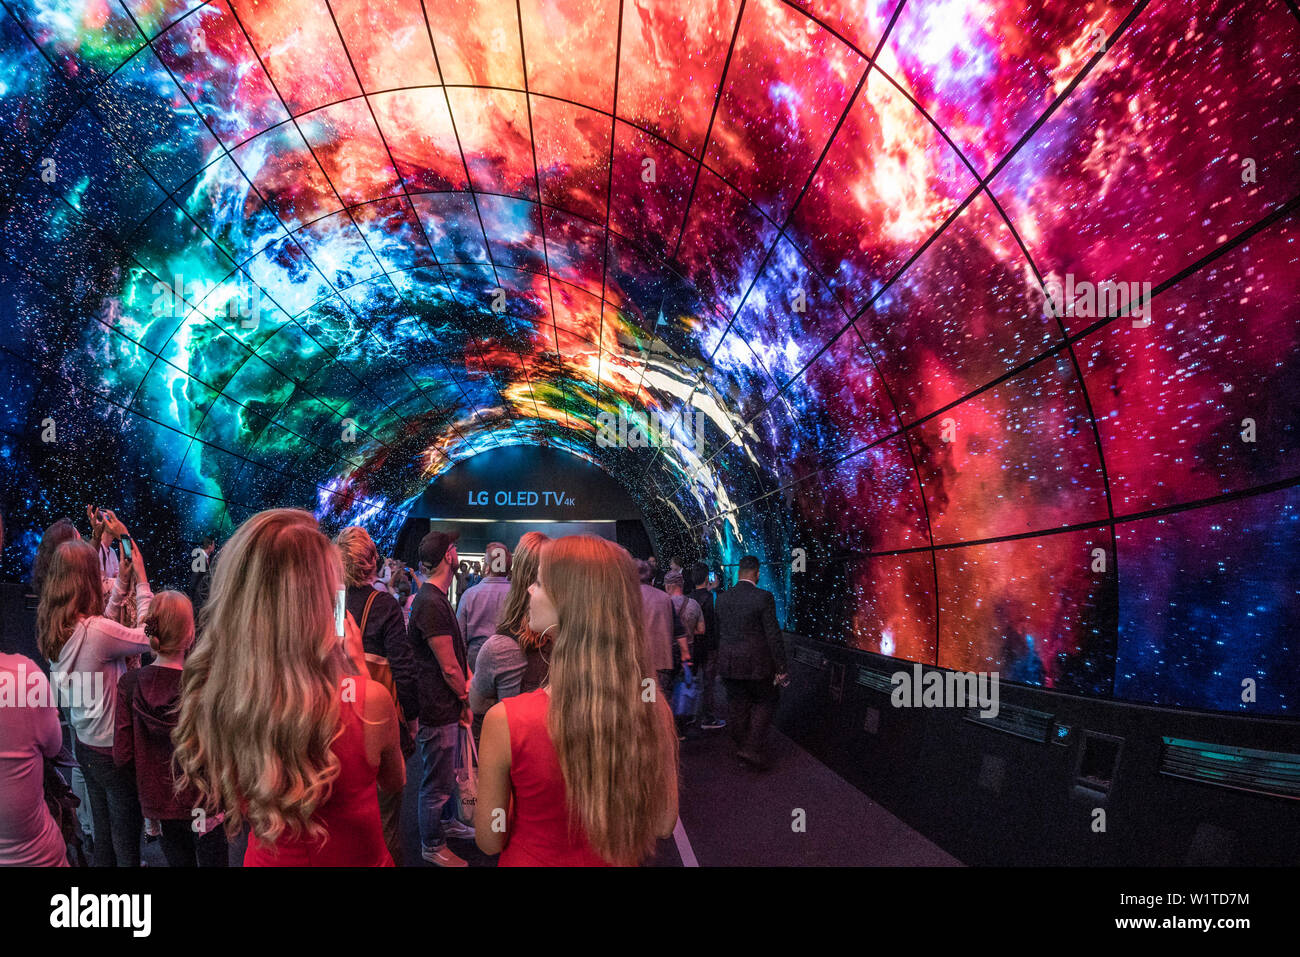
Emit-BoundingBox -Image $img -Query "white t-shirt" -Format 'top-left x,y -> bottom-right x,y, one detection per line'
52,581 -> 152,749
98,542 -> 120,579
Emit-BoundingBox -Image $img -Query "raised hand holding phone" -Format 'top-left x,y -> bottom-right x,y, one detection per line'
101,509 -> 129,541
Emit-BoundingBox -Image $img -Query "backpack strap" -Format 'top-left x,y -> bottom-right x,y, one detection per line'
359,589 -> 380,638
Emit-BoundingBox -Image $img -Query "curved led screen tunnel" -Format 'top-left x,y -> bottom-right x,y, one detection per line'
1,0 -> 1298,717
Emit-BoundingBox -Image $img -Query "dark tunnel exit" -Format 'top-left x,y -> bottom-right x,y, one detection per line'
392,445 -> 663,568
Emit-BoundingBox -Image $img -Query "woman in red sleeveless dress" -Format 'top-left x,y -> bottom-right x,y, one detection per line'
495,688 -> 612,867
174,510 -> 405,867
243,677 -> 397,867
476,536 -> 679,867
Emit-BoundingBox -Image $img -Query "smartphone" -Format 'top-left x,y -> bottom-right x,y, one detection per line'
709,572 -> 718,585
335,588 -> 346,638
119,538 -> 132,560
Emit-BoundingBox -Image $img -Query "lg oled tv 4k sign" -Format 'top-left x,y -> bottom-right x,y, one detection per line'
413,447 -> 643,522
465,489 -> 576,508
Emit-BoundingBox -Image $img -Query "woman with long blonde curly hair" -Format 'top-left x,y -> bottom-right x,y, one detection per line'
475,535 -> 679,866
172,509 -> 404,866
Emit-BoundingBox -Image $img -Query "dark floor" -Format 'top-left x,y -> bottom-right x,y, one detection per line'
398,745 -> 493,867
675,727 -> 960,866
135,725 -> 958,867
395,722 -> 959,867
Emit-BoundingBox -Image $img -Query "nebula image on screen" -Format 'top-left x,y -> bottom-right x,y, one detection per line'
1,0 -> 1297,717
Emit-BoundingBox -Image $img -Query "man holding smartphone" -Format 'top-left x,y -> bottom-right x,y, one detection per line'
86,505 -> 121,579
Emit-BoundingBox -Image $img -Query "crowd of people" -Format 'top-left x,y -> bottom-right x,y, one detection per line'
0,506 -> 790,868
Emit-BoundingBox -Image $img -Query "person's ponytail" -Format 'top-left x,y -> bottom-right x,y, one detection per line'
143,591 -> 194,657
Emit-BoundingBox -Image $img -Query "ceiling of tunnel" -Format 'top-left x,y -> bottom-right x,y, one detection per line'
2,0 -> 1300,714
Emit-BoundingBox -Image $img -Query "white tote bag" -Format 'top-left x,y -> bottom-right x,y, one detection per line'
455,725 -> 478,824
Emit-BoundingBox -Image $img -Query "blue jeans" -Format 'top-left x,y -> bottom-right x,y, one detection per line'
417,722 -> 460,852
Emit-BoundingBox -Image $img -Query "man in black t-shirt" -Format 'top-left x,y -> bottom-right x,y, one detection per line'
408,529 -> 473,867
688,562 -> 725,731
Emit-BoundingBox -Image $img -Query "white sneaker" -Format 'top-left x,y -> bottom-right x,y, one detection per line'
443,818 -> 476,840
421,845 -> 467,867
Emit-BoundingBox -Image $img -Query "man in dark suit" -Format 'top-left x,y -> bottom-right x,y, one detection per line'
189,536 -> 216,615
715,555 -> 788,769
647,555 -> 665,591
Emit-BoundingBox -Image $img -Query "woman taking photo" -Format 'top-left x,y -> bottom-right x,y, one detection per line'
475,535 -> 679,866
173,509 -> 405,866
38,522 -> 152,867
